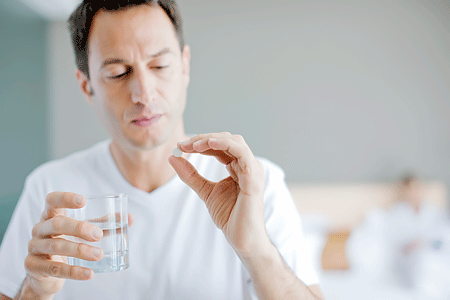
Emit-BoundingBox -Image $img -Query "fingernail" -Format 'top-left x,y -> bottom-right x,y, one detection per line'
209,138 -> 218,142
74,195 -> 84,205
84,269 -> 92,278
193,140 -> 202,146
92,248 -> 103,258
92,227 -> 102,239
179,140 -> 190,145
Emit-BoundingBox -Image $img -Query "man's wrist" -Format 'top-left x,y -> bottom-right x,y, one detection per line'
235,239 -> 280,270
15,276 -> 53,300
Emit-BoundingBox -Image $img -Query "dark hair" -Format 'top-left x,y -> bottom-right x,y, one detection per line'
68,0 -> 184,80
401,173 -> 417,186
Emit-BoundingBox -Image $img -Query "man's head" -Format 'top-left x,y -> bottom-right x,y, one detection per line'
68,0 -> 191,151
69,0 -> 185,80
400,173 -> 423,207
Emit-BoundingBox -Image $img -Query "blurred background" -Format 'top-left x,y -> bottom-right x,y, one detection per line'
1,0 -> 449,299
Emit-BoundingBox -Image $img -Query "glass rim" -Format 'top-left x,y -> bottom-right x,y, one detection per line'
84,193 -> 128,200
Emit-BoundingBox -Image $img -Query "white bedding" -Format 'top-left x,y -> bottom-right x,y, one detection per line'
301,212 -> 450,300
318,269 -> 417,300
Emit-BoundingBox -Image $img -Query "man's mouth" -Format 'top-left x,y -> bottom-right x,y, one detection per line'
132,115 -> 162,127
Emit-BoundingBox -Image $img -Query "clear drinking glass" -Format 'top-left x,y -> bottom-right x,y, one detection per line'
67,194 -> 129,273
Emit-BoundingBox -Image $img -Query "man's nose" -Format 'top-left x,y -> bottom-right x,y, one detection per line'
130,71 -> 155,105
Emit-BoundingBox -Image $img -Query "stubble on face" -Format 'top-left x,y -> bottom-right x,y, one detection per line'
86,4 -> 189,152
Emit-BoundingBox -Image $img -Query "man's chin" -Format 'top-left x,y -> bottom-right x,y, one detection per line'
127,139 -> 159,151
126,134 -> 169,151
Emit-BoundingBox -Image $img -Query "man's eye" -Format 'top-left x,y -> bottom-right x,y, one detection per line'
153,65 -> 168,70
108,68 -> 131,79
109,73 -> 127,79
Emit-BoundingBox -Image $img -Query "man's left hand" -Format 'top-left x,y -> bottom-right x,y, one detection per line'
168,132 -> 269,255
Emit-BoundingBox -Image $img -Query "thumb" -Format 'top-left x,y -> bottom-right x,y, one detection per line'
168,155 -> 214,201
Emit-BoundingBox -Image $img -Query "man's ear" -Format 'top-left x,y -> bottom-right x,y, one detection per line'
75,69 -> 94,102
181,45 -> 191,85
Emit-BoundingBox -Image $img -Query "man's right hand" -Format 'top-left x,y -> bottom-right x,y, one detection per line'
22,192 -> 104,299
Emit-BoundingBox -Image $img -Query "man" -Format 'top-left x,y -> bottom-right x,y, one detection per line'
387,174 -> 450,290
0,1 -> 324,299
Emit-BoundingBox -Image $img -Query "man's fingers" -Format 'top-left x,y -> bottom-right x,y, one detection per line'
42,192 -> 85,221
45,192 -> 86,210
28,238 -> 103,261
178,134 -> 254,172
168,155 -> 215,201
193,138 -> 252,173
25,255 -> 93,281
33,216 -> 103,242
191,149 -> 234,165
196,138 -> 248,159
178,133 -> 229,147
177,132 -> 234,153
128,213 -> 134,227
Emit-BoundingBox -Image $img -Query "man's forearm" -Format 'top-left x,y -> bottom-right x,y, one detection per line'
238,244 -> 323,300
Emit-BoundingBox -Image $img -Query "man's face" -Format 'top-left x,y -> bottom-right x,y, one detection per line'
82,4 -> 190,150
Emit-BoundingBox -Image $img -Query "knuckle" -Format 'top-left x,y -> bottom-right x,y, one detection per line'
45,192 -> 55,204
40,209 -> 48,221
49,240 -> 62,254
234,134 -> 245,142
75,221 -> 88,237
28,240 -> 35,254
77,243 -> 88,256
24,255 -> 33,271
50,264 -> 62,277
68,265 -> 75,278
31,223 -> 40,237
51,216 -> 64,232
220,131 -> 232,136
47,207 -> 58,218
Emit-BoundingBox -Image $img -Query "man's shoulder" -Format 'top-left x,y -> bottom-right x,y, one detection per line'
27,140 -> 110,182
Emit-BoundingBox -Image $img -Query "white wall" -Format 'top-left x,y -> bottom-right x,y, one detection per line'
0,1 -> 48,241
47,0 -> 450,187
47,21 -> 109,159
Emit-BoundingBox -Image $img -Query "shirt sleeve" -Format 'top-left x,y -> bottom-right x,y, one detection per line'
242,158 -> 319,299
0,174 -> 44,298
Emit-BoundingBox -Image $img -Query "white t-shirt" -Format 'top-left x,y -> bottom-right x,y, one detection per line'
0,140 -> 318,299
385,201 -> 450,289
386,201 -> 447,252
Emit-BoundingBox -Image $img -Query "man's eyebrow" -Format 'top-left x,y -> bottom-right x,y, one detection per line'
100,48 -> 174,69
101,58 -> 125,69
147,47 -> 173,58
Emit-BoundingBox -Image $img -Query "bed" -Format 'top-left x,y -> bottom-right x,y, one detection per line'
288,181 -> 449,300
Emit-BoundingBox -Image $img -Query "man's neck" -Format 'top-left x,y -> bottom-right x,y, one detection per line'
109,130 -> 190,193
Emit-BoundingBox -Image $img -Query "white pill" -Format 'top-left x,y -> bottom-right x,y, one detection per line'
172,147 -> 183,157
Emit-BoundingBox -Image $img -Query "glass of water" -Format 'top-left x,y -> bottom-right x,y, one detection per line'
67,194 -> 129,273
